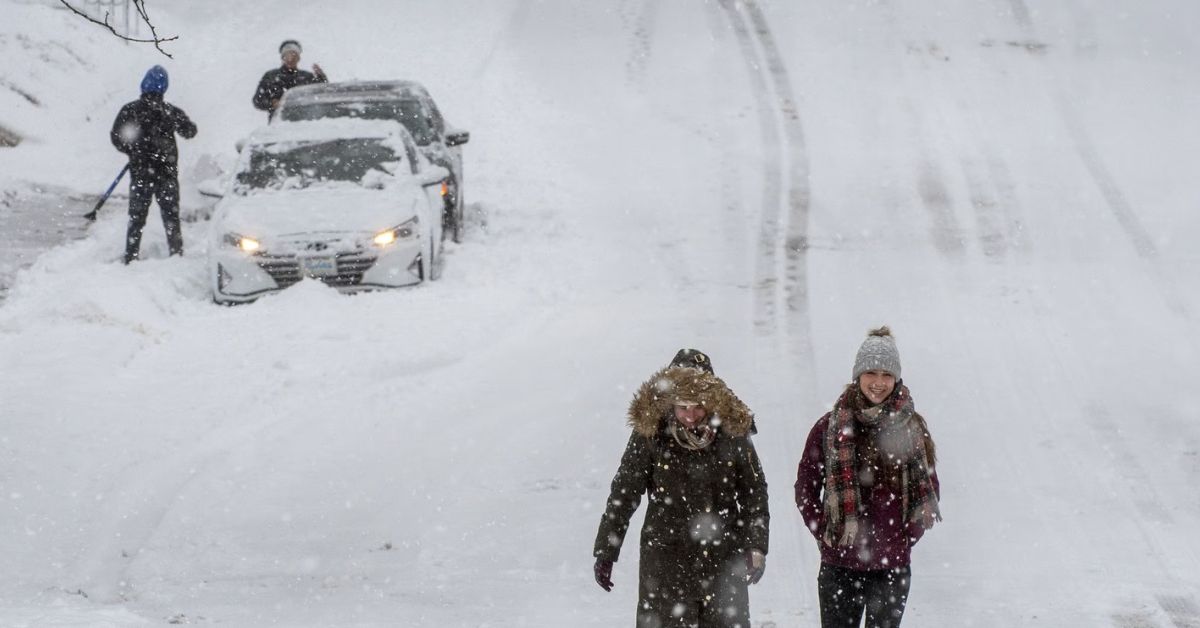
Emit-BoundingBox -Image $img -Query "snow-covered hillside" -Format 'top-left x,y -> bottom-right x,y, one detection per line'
1,0 -> 1198,626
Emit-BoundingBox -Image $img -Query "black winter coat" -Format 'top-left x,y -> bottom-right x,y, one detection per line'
594,426 -> 770,565
110,93 -> 197,177
252,66 -> 327,113
595,366 -> 767,626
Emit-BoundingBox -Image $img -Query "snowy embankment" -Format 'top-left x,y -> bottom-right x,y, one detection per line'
2,0 -> 1200,626
0,1 -> 143,293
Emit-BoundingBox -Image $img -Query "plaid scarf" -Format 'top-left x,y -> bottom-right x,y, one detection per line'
822,384 -> 941,547
670,420 -> 716,450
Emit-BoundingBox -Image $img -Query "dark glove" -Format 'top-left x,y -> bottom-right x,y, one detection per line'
906,519 -> 928,546
746,549 -> 766,585
594,558 -> 614,591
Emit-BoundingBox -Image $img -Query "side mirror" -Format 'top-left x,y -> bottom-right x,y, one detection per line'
445,130 -> 470,147
416,165 -> 450,187
191,153 -> 230,199
198,178 -> 225,199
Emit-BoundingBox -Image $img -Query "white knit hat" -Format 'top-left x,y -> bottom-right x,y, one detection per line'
279,40 -> 302,56
852,326 -> 901,381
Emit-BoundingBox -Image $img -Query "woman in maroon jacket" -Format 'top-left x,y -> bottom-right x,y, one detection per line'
795,327 -> 941,628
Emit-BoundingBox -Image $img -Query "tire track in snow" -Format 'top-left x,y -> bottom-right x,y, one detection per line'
716,1 -> 816,622
983,151 -> 1031,255
1001,3 -> 1196,329
471,0 -> 533,80
954,108 -> 1031,261
615,1 -> 742,308
915,161 -> 967,259
1000,3 -> 1156,261
719,0 -> 783,338
72,459 -> 213,602
741,0 -> 813,363
718,0 -> 814,377
958,156 -> 1009,260
1085,404 -> 1173,525
1021,305 -> 1194,626
1138,405 -> 1200,519
1112,612 -> 1163,628
1006,0 -> 1033,29
1158,595 -> 1200,628
886,25 -> 971,262
936,54 -> 1033,261
70,411 -> 298,602
698,2 -> 756,265
1021,265 -> 1200,625
1069,364 -> 1195,618
893,17 -> 1036,264
1056,104 -> 1157,259
619,0 -> 658,88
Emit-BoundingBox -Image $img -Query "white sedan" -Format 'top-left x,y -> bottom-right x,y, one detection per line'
208,119 -> 448,304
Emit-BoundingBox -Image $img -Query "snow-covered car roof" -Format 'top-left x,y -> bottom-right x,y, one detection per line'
282,80 -> 432,105
243,118 -> 417,147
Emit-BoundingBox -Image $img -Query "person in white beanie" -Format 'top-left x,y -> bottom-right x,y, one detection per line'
252,39 -> 328,120
794,326 -> 941,628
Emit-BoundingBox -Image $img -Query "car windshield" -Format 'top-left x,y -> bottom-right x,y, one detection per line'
281,99 -> 436,145
233,138 -> 405,194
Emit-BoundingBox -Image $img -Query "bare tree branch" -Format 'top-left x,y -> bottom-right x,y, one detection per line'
59,0 -> 178,58
129,0 -> 175,58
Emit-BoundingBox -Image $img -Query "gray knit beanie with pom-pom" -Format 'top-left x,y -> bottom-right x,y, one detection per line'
852,326 -> 901,381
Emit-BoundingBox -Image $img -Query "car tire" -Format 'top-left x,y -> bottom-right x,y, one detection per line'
429,236 -> 442,281
443,177 -> 463,244
454,186 -> 464,244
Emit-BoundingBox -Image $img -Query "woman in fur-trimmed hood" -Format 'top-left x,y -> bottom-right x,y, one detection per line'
593,352 -> 769,628
794,327 -> 941,628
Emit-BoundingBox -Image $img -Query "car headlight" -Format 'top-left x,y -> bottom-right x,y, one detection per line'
223,232 -> 261,253
373,217 -> 419,247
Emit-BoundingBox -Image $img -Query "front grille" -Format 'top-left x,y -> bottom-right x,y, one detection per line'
325,252 -> 378,287
257,255 -> 301,288
256,252 -> 378,289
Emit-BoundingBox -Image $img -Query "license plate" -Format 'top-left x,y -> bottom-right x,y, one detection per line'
299,255 -> 336,277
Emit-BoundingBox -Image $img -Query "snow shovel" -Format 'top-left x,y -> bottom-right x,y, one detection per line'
83,164 -> 129,221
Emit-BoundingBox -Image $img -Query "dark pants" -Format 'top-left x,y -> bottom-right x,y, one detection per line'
637,549 -> 750,628
126,169 -> 182,263
818,563 -> 911,628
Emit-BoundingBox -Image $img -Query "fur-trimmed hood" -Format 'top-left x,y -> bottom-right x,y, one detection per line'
627,367 -> 755,438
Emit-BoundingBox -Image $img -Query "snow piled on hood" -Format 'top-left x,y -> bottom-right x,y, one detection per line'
247,118 -> 413,145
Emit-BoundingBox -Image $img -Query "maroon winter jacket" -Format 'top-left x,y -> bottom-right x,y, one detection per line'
794,414 -> 940,571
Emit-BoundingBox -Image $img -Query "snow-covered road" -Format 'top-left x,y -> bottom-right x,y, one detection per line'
1,0 -> 1198,626
0,182 -> 93,302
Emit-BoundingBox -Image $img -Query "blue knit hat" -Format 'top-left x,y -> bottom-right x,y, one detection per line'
140,65 -> 169,94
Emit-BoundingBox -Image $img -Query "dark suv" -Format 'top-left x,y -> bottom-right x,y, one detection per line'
276,80 -> 470,242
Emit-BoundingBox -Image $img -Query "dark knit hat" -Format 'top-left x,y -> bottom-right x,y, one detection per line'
670,348 -> 714,374
279,39 -> 302,55
852,326 -> 901,381
140,65 -> 168,94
